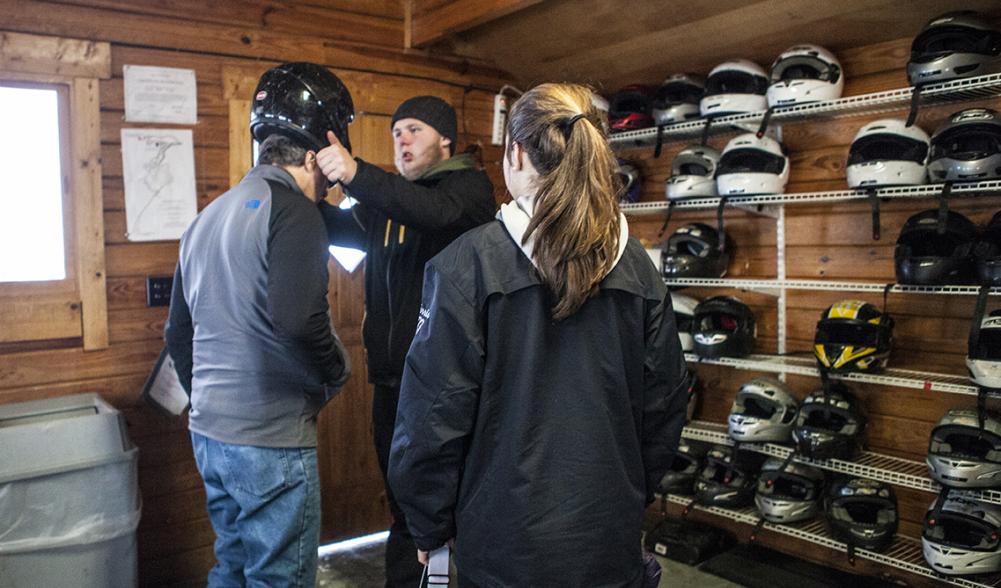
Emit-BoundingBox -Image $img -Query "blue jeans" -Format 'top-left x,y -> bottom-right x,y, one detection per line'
191,432 -> 320,588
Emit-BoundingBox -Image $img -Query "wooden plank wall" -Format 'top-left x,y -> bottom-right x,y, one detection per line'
0,2 -> 510,586
628,37 -> 1001,585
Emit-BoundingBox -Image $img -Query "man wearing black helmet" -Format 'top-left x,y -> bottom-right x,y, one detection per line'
166,62 -> 352,588
315,96 -> 495,586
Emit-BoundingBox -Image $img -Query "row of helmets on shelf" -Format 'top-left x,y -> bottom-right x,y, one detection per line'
670,293 -> 895,371
673,288 -> 1001,386
678,373 -> 1001,576
659,439 -> 898,555
606,10 -> 1001,134
615,105 -> 1001,204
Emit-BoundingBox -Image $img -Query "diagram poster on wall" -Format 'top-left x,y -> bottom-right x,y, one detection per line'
121,128 -> 197,242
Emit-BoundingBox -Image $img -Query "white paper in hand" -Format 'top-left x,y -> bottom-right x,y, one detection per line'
142,348 -> 190,416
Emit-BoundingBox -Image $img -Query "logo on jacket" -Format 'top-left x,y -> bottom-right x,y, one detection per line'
415,306 -> 430,335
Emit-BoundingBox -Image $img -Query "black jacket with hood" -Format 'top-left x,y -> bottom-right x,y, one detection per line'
319,155 -> 495,387
387,202 -> 689,587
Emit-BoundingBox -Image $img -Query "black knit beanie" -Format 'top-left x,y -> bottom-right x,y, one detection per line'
391,95 -> 457,155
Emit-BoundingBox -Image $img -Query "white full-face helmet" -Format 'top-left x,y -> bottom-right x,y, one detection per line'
767,44 -> 844,107
846,119 -> 930,188
665,145 -> 720,200
716,133 -> 789,196
701,60 -> 769,117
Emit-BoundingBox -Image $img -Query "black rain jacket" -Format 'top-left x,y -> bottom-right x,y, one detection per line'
388,220 -> 688,587
319,157 -> 495,387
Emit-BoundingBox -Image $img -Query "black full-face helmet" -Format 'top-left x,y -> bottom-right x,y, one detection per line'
691,296 -> 756,359
658,438 -> 711,497
894,209 -> 977,286
661,223 -> 731,280
250,62 -> 355,152
694,445 -> 766,508
792,383 -> 866,461
825,477 -> 898,552
975,211 -> 1001,286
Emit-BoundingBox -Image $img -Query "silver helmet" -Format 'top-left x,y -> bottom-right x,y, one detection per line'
923,496 -> 1001,576
846,119 -> 930,189
665,145 -> 720,200
969,310 -> 1001,389
928,108 -> 1001,182
728,377 -> 799,443
927,409 -> 1001,488
754,458 -> 825,523
908,11 -> 1001,86
652,74 -> 704,125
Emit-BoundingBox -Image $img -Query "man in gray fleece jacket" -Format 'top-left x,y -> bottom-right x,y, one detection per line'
165,130 -> 350,587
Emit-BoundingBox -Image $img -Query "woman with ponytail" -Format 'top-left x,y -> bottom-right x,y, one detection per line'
388,83 -> 688,587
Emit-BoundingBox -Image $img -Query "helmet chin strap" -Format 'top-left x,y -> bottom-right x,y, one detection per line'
971,284 -> 994,433
906,83 -> 925,128
866,188 -> 880,241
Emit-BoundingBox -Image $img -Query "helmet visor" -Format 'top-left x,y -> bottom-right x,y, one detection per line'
911,26 -> 1001,62
931,125 -> 1001,162
762,473 -> 819,501
678,161 -> 711,176
924,513 -> 1000,551
655,82 -> 703,106
739,395 -> 777,419
696,312 -> 741,333
772,55 -> 839,83
718,148 -> 786,175
837,497 -> 894,524
848,134 -> 929,165
931,425 -> 1001,462
703,461 -> 744,486
611,93 -> 650,117
815,319 -> 883,346
898,227 -> 969,257
705,71 -> 768,96
800,405 -> 853,433
669,235 -> 712,257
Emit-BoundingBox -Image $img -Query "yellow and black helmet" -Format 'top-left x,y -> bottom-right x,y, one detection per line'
814,300 -> 894,373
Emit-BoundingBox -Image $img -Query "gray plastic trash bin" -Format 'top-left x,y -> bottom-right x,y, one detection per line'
0,393 -> 140,588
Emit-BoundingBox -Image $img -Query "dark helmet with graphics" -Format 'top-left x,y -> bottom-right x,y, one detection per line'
251,62 -> 354,152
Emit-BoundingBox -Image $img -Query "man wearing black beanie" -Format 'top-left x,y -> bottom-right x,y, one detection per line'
316,95 -> 495,586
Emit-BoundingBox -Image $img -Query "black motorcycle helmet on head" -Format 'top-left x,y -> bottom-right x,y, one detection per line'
250,62 -> 355,153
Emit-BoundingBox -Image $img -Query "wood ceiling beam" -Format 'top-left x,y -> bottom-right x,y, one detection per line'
409,0 -> 543,48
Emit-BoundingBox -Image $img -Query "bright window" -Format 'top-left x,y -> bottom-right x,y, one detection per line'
0,85 -> 67,282
328,197 -> 366,273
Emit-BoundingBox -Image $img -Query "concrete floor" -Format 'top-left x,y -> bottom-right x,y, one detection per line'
316,538 -> 742,588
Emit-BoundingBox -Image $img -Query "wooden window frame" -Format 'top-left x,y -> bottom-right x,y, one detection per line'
0,31 -> 111,350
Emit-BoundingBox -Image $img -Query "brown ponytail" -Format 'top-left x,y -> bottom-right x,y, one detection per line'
506,83 -> 621,320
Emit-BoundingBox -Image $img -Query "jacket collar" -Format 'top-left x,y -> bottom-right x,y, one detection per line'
497,194 -> 629,277
245,164 -> 302,194
417,153 -> 476,180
